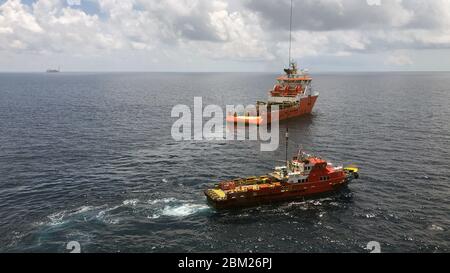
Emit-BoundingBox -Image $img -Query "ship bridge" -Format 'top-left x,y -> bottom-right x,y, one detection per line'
269,62 -> 313,102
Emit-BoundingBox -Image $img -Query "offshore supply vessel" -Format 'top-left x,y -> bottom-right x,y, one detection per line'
204,131 -> 359,209
204,149 -> 359,209
204,151 -> 359,209
226,62 -> 318,125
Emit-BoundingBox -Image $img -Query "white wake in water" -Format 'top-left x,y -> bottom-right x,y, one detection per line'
45,205 -> 99,226
122,199 -> 139,206
43,204 -> 119,227
40,197 -> 211,227
161,204 -> 209,217
47,211 -> 67,226
147,198 -> 210,219
148,197 -> 177,205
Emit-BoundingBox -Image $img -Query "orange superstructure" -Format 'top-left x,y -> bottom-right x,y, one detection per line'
226,62 -> 319,125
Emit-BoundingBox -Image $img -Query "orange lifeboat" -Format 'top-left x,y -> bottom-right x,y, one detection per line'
226,114 -> 265,125
271,85 -> 281,96
281,85 -> 289,96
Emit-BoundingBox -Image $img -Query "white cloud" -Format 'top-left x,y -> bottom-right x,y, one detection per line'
366,0 -> 381,7
0,0 -> 43,35
385,52 -> 413,66
1,0 -> 450,71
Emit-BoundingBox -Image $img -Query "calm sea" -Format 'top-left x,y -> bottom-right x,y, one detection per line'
0,72 -> 449,252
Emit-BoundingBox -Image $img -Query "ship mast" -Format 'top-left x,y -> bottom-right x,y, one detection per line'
288,0 -> 293,67
283,0 -> 296,76
285,127 -> 289,167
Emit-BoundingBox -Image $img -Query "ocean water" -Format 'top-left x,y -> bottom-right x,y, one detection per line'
0,72 -> 449,253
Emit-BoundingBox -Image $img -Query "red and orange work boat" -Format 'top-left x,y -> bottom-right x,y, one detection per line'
226,62 -> 319,125
205,144 -> 359,209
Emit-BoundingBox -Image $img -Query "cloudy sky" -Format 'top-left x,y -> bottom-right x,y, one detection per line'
1,0 -> 450,72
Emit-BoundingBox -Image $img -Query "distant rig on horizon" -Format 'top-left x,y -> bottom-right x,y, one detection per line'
46,66 -> 60,73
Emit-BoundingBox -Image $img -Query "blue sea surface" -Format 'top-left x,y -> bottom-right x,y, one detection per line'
0,72 -> 449,252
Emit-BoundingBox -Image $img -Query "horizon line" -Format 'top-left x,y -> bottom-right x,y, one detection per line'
1,70 -> 450,73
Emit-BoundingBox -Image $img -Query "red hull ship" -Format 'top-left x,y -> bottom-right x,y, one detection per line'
205,148 -> 359,209
226,62 -> 319,125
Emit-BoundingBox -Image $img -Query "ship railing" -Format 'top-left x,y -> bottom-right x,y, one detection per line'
270,92 -> 300,97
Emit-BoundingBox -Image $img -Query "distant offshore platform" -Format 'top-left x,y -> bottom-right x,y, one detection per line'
46,66 -> 60,73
